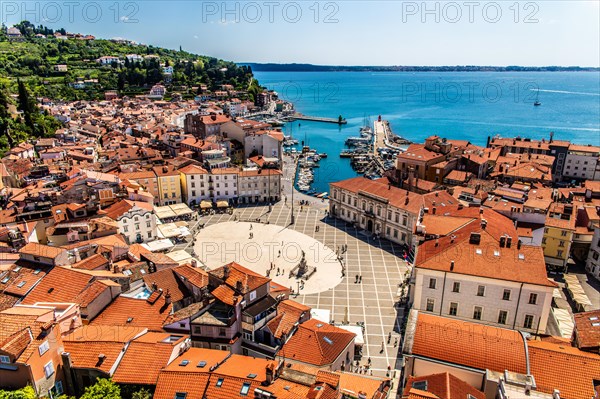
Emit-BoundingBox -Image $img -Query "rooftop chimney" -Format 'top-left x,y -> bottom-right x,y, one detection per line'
517,240 -> 522,250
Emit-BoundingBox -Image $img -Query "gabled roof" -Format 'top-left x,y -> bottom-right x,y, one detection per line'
112,332 -> 186,385
267,300 -> 311,339
142,268 -> 191,303
402,373 -> 485,399
573,309 -> 600,350
281,318 -> 355,366
90,295 -> 173,331
203,374 -> 261,399
19,242 -> 66,259
62,325 -> 146,374
21,267 -> 94,304
209,262 -> 271,294
528,340 -> 600,399
415,209 -> 556,288
173,264 -> 209,290
405,311 -> 528,375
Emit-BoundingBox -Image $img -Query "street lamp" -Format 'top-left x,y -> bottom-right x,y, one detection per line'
291,157 -> 296,225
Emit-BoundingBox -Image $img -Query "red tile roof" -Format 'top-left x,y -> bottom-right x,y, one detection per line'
528,340 -> 600,399
406,312 -> 528,374
209,262 -> 271,294
281,318 -> 355,367
573,309 -> 600,350
112,332 -> 185,385
21,267 -> 94,304
90,296 -> 173,331
402,373 -> 485,399
416,210 -> 556,288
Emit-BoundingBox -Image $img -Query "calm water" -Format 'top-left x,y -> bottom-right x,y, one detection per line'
253,71 -> 600,193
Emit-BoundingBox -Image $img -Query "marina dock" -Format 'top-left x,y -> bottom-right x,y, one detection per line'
293,113 -> 347,125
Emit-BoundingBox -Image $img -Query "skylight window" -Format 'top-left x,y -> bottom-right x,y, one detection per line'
518,254 -> 525,260
592,322 -> 600,327
475,249 -> 482,255
33,269 -> 41,275
247,373 -> 257,379
1,277 -> 9,284
17,281 -> 26,288
240,382 -> 251,396
412,381 -> 427,390
179,360 -> 189,366
216,378 -> 224,387
323,337 -> 333,345
174,393 -> 187,399
494,250 -> 500,257
590,316 -> 598,321
197,361 -> 206,368
13,266 -> 21,272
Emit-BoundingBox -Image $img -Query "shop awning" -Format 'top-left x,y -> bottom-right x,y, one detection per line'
141,238 -> 174,252
216,200 -> 229,208
200,200 -> 212,209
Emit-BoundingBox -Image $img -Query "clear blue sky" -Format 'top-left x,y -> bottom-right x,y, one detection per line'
3,1 -> 599,66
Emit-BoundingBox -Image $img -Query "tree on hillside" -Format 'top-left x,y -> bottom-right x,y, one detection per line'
80,378 -> 121,399
17,79 -> 35,131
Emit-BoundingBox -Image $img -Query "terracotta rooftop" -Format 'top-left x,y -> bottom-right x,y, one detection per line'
528,339 -> 600,399
281,318 -> 355,367
573,309 -> 600,350
21,267 -> 94,305
402,372 -> 485,399
90,295 -> 173,331
416,210 -> 556,288
19,242 -> 66,259
405,311 -> 528,375
210,262 -> 271,294
112,332 -> 186,385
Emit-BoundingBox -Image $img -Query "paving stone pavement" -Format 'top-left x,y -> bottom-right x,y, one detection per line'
190,200 -> 410,380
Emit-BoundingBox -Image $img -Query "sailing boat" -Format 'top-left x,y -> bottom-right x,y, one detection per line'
534,89 -> 541,106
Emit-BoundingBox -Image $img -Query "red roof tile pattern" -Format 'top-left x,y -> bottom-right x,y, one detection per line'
112,332 -> 184,385
573,309 -> 600,350
209,262 -> 271,294
90,296 -> 173,331
402,373 -> 485,399
22,267 -> 94,304
408,312 -> 528,374
281,318 -> 355,367
416,210 -> 556,288
528,340 -> 600,399
154,372 -> 210,399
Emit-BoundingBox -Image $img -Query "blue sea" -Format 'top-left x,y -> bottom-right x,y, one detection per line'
253,71 -> 600,193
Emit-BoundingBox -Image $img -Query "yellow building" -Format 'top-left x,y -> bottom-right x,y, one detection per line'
542,210 -> 575,271
153,165 -> 182,205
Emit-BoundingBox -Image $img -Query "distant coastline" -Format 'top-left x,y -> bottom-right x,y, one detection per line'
242,63 -> 600,72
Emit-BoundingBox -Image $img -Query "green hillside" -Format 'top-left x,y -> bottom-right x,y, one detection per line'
0,21 -> 256,101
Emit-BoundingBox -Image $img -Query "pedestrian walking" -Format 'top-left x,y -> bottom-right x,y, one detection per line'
250,224 -> 253,230
387,332 -> 391,344
394,338 -> 398,347
277,267 -> 280,276
380,341 -> 384,353
368,357 -> 372,365
359,275 -> 362,283
355,275 -> 359,283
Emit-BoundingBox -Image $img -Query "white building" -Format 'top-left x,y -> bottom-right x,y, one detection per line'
410,213 -> 556,334
238,169 -> 281,204
125,54 -> 144,63
97,56 -> 120,65
209,168 -> 239,202
586,226 -> 600,281
104,200 -> 157,244
329,177 -> 456,248
562,144 -> 600,181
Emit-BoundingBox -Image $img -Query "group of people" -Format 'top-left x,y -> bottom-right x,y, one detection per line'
354,274 -> 363,283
